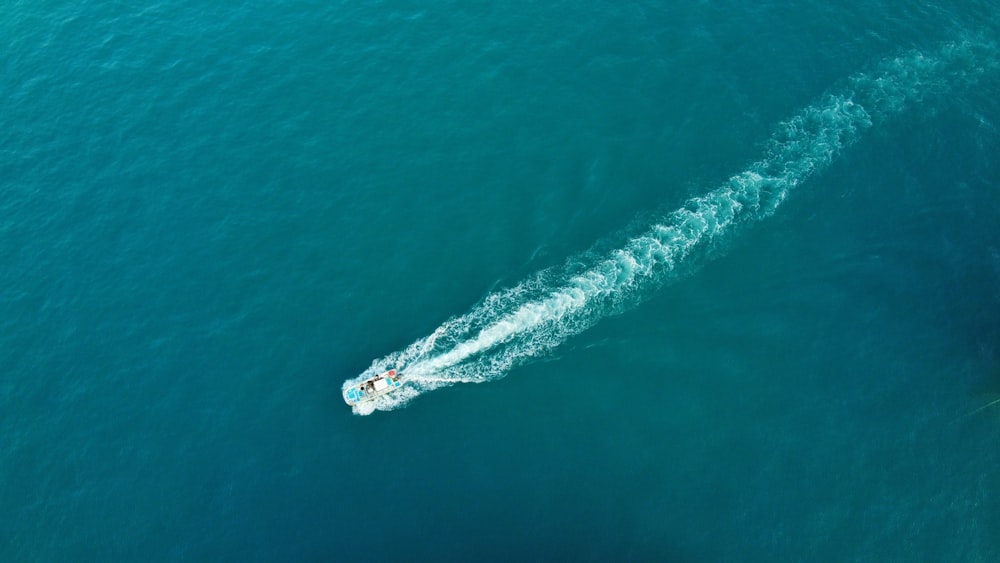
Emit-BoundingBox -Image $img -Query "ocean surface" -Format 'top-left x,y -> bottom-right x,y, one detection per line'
3,1 -> 1000,561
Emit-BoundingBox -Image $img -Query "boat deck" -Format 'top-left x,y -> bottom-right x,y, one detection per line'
344,370 -> 402,405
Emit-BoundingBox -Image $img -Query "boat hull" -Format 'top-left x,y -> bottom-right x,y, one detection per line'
344,370 -> 402,405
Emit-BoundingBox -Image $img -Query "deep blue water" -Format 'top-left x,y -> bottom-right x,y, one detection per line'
3,1 -> 1000,561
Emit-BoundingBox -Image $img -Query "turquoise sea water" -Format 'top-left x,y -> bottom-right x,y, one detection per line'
3,1 -> 1000,560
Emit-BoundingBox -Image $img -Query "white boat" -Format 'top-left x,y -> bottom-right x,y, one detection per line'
344,369 -> 402,406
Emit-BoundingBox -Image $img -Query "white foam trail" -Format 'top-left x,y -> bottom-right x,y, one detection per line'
345,39 -> 996,414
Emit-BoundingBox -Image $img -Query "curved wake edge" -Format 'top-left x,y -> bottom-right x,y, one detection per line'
345,39 -> 996,415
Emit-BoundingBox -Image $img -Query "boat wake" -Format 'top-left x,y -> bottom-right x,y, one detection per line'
345,39 -> 996,416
